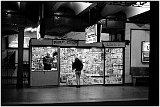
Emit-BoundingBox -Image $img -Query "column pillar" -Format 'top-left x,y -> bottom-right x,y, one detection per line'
16,26 -> 25,88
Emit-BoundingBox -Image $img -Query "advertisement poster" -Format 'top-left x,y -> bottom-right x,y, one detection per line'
85,24 -> 97,44
142,41 -> 150,63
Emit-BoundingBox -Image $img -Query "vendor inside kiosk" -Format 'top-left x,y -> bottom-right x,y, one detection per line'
30,45 -> 59,86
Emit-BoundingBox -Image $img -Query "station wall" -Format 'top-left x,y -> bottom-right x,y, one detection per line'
125,23 -> 150,83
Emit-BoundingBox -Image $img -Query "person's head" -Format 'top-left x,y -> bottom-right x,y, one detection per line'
75,58 -> 80,61
46,53 -> 50,57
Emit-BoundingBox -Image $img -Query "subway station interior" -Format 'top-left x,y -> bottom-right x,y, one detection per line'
1,1 -> 159,106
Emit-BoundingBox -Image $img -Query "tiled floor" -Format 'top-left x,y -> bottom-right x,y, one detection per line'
1,85 -> 149,106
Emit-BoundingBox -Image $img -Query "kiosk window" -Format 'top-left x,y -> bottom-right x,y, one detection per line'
32,47 -> 58,71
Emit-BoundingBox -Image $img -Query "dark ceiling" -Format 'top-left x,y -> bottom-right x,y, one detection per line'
128,10 -> 150,24
1,1 -> 150,37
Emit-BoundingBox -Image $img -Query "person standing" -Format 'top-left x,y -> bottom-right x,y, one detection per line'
72,58 -> 83,88
43,53 -> 52,70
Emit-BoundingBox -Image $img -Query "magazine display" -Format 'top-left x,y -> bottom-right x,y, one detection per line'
105,48 -> 123,84
31,47 -> 123,85
60,48 -> 104,85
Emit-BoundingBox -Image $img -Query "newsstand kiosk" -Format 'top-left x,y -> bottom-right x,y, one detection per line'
29,38 -> 125,86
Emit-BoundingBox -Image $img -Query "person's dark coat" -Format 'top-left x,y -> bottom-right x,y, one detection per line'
72,58 -> 83,71
43,56 -> 52,70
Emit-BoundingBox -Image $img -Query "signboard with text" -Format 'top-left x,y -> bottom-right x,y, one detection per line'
30,39 -> 77,46
52,40 -> 77,46
85,24 -> 97,44
142,41 -> 150,63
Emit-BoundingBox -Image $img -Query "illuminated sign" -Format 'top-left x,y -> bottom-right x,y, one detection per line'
142,42 -> 150,51
142,41 -> 150,63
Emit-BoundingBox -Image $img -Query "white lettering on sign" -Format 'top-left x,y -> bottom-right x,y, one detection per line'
142,42 -> 150,51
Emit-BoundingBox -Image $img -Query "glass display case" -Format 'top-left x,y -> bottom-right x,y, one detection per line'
31,47 -> 58,71
60,48 -> 104,85
105,48 -> 123,84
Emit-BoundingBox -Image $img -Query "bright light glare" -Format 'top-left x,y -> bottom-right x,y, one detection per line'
25,27 -> 37,32
74,2 -> 92,15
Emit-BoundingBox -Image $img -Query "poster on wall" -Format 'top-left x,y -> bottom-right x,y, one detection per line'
142,41 -> 150,63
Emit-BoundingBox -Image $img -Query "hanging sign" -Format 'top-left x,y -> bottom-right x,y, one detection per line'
85,24 -> 97,44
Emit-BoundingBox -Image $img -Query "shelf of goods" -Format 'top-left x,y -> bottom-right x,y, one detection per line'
60,48 -> 104,85
31,47 -> 58,71
105,48 -> 123,84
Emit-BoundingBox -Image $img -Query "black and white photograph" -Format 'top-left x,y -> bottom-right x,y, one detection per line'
1,1 -> 159,106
